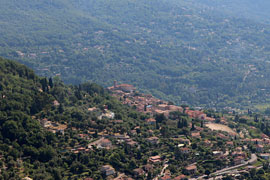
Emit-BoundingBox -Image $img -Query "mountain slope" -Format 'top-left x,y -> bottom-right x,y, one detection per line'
1,0 -> 270,110
0,57 -> 148,179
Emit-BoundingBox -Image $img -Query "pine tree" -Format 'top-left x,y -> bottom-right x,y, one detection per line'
201,120 -> 204,128
183,118 -> 188,127
177,119 -> 183,128
41,78 -> 48,92
234,115 -> 239,122
58,103 -> 64,113
191,120 -> 195,131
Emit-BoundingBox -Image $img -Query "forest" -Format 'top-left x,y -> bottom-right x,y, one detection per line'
1,0 -> 270,111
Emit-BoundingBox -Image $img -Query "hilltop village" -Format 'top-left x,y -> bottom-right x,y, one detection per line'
103,82 -> 270,179
35,82 -> 270,180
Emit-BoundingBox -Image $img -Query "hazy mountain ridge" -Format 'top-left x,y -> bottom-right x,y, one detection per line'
1,0 -> 270,110
193,0 -> 270,24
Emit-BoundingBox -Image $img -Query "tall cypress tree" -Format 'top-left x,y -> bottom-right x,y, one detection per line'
49,77 -> 53,88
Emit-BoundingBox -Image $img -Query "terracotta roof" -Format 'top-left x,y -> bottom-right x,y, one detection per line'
185,165 -> 197,171
174,175 -> 186,180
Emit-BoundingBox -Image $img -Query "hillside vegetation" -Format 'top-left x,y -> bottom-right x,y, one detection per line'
3,58 -> 270,180
1,0 -> 270,110
0,57 -> 147,179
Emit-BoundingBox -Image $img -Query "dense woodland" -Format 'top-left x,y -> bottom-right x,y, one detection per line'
1,0 -> 270,111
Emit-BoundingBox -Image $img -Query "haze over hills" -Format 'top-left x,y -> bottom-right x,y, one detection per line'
1,0 -> 270,110
194,0 -> 270,24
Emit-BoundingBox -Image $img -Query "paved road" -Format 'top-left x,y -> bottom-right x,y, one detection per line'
153,163 -> 168,180
212,154 -> 257,176
197,154 -> 257,179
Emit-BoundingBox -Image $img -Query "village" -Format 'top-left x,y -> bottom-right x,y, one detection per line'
38,82 -> 270,180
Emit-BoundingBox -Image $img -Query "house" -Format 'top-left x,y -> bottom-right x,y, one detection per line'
232,151 -> 246,158
48,123 -> 67,134
217,133 -> 228,140
100,165 -> 115,176
158,104 -> 170,111
40,118 -> 52,128
146,118 -> 156,125
203,140 -> 212,146
174,175 -> 186,180
261,134 -> 269,139
226,141 -> 234,147
191,132 -> 201,139
23,177 -> 33,180
113,133 -> 130,140
111,82 -> 136,93
99,139 -> 112,148
130,130 -> 137,135
233,156 -> 245,165
159,175 -> 171,180
168,105 -> 183,113
185,110 -> 206,120
178,138 -> 191,145
185,165 -> 197,174
88,107 -> 97,112
143,164 -> 153,172
260,153 -> 270,160
256,144 -> 264,152
251,138 -> 264,145
113,175 -> 134,180
147,137 -> 159,144
126,139 -> 138,147
133,168 -> 145,177
98,110 -> 115,120
213,151 -> 223,156
53,100 -> 60,106
180,147 -> 190,154
149,155 -> 162,164
205,117 -> 216,122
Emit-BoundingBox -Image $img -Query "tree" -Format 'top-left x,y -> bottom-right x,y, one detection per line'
155,113 -> 166,124
234,115 -> 239,122
41,78 -> 48,92
177,119 -> 183,128
201,120 -> 204,128
161,126 -> 169,137
38,146 -> 56,162
182,118 -> 188,127
49,77 -> 53,88
254,114 -> 259,122
191,120 -> 195,131
58,103 -> 64,113
147,172 -> 152,180
2,120 -> 18,140
205,169 -> 211,176
265,108 -> 270,115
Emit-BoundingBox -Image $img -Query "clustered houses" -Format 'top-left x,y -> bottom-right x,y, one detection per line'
108,81 -> 186,117
100,165 -> 116,176
43,82 -> 270,179
39,118 -> 67,134
107,82 -> 223,123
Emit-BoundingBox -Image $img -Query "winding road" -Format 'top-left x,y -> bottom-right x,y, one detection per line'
196,154 -> 257,179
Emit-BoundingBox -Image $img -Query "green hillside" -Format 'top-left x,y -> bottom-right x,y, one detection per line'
1,0 -> 270,110
3,58 -> 270,179
0,57 -> 148,179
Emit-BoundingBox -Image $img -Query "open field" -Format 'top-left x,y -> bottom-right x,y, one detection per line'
206,123 -> 237,135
